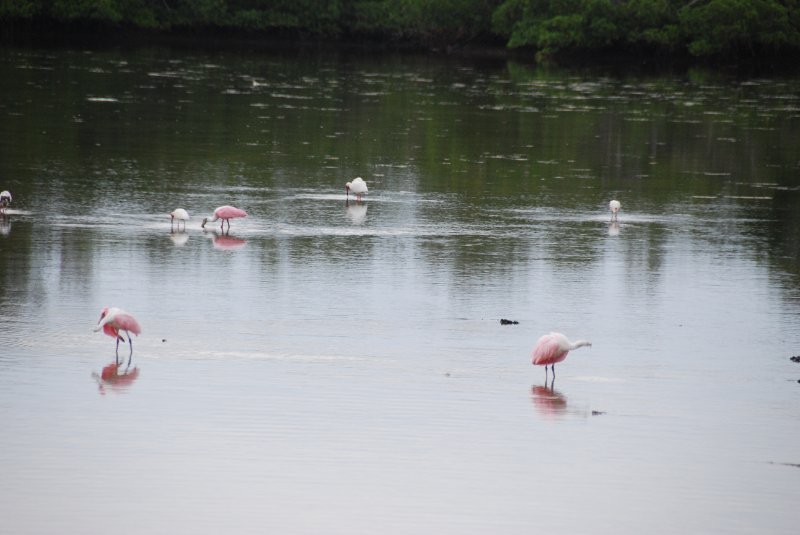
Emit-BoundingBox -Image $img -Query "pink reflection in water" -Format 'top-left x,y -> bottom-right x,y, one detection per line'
92,363 -> 140,395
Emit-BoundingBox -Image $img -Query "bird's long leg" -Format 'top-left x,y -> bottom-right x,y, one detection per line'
127,333 -> 133,368
551,364 -> 556,379
115,337 -> 121,365
545,365 -> 549,383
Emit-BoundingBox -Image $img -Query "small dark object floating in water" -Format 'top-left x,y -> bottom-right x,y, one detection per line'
500,319 -> 519,325
591,411 -> 606,416
790,356 -> 800,363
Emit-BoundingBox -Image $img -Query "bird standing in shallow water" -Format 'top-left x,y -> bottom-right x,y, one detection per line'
609,199 -> 621,221
170,208 -> 189,231
345,177 -> 368,201
202,205 -> 247,231
532,332 -> 591,383
94,307 -> 142,367
0,190 -> 11,213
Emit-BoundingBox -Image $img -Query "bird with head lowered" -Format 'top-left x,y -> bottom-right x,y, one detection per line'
94,307 -> 142,367
532,332 -> 591,383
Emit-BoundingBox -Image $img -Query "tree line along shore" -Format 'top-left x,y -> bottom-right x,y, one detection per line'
2,1 -> 800,62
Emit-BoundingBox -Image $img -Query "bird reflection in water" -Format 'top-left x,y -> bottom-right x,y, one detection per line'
531,382 -> 569,419
345,199 -> 367,225
608,221 -> 620,236
92,362 -> 140,395
169,231 -> 189,246
0,213 -> 10,236
206,230 -> 246,251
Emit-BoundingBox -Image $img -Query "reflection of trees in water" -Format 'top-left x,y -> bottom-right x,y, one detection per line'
1,50 -> 799,304
765,192 -> 800,281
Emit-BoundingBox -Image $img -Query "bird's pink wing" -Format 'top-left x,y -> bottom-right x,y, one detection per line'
216,206 -> 247,219
532,335 -> 564,365
114,313 -> 142,336
102,324 -> 119,339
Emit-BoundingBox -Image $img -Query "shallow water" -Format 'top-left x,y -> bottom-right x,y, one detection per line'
1,45 -> 799,534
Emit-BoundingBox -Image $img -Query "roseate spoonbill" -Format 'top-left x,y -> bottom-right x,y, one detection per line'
609,199 -> 621,221
345,177 -> 368,201
532,332 -> 591,381
94,307 -> 142,366
202,205 -> 247,231
170,208 -> 189,231
0,190 -> 11,213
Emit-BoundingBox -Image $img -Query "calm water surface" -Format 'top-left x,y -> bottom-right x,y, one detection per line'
0,45 -> 799,534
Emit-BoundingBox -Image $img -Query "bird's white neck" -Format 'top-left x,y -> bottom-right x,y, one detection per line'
569,340 -> 591,350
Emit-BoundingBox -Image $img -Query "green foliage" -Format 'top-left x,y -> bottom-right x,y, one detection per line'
491,0 -> 800,57
50,0 -> 124,22
492,0 -> 628,54
0,0 -> 41,19
679,0 -> 800,56
1,0 -> 799,59
349,0 -> 499,43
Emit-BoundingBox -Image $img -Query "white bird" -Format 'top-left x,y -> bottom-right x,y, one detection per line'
609,199 -> 621,221
170,208 -> 189,231
0,190 -> 11,213
345,177 -> 368,201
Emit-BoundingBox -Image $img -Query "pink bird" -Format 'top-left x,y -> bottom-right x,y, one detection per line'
532,332 -> 591,381
201,205 -> 247,231
94,307 -> 142,366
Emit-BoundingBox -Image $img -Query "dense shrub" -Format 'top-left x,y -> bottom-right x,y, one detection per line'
491,0 -> 800,58
1,0 -> 799,59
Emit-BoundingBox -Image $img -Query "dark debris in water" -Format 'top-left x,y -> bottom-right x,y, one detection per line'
500,318 -> 519,325
790,356 -> 800,363
591,410 -> 606,416
768,461 -> 800,469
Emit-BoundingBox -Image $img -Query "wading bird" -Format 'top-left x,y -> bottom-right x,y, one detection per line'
532,332 -> 591,382
0,190 -> 11,213
202,205 -> 247,231
170,208 -> 189,231
345,177 -> 368,201
94,307 -> 142,366
609,199 -> 621,221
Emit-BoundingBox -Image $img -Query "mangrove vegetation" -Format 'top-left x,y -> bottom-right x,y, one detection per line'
2,1 -> 800,61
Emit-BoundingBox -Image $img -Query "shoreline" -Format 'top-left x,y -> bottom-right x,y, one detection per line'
3,22 -> 800,76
